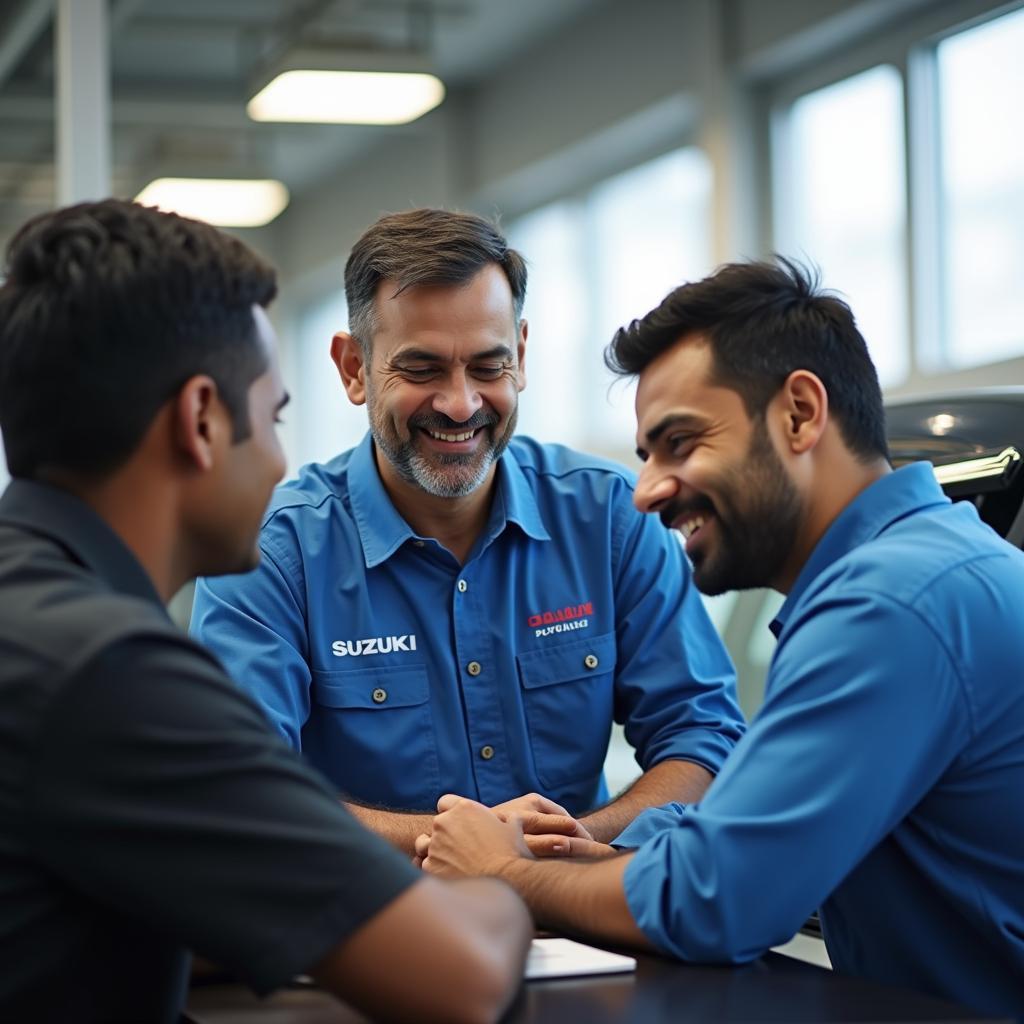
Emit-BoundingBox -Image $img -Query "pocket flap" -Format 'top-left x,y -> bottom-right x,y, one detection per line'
517,631 -> 617,690
311,664 -> 429,709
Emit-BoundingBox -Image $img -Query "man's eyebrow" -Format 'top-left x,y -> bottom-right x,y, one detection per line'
390,348 -> 444,363
471,345 -> 515,361
391,345 -> 515,363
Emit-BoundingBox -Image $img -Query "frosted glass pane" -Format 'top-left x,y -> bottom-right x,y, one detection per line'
507,203 -> 589,448
938,7 -> 1024,367
589,148 -> 714,447
784,65 -> 908,387
291,292 -> 368,472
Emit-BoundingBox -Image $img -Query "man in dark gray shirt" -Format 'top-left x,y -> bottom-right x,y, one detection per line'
0,199 -> 530,1023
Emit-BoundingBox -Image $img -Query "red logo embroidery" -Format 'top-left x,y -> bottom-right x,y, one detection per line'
527,601 -> 594,628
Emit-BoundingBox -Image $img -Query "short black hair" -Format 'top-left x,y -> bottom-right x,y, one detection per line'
344,208 -> 527,354
0,199 -> 277,480
606,256 -> 889,462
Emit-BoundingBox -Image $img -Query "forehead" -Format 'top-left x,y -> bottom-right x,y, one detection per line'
371,264 -> 517,358
634,335 -> 747,440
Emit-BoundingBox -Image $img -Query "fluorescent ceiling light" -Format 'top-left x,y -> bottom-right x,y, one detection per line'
248,69 -> 445,125
134,178 -> 289,228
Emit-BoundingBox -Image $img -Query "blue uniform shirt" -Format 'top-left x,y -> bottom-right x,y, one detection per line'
618,463 -> 1024,1016
191,434 -> 742,815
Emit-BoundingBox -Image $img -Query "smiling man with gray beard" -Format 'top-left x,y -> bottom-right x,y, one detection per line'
192,208 -> 744,856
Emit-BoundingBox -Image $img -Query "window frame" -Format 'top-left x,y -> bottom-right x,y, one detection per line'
762,0 -> 1024,396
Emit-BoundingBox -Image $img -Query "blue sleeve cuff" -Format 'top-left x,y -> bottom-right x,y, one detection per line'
612,802 -> 687,848
644,726 -> 742,777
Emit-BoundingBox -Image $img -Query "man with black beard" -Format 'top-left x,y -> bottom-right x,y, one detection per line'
193,209 -> 744,855
415,258 -> 1024,1019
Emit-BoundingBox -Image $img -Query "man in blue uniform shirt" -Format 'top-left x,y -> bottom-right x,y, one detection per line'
417,258 -> 1024,1017
191,208 -> 743,854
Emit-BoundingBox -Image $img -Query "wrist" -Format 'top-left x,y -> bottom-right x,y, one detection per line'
490,849 -> 532,884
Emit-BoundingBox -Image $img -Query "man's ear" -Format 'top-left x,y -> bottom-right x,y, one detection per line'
774,369 -> 828,456
516,319 -> 528,393
331,332 -> 367,406
174,375 -> 223,472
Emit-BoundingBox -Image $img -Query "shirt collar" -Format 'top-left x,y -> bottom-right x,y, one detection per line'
770,462 -> 950,638
347,433 -> 419,568
348,432 -> 550,568
490,446 -> 551,544
0,478 -> 167,609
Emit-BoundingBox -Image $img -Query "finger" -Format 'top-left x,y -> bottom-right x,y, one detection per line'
529,795 -> 572,817
524,834 -> 572,857
411,855 -> 424,869
519,812 -> 585,836
525,836 -> 610,858
437,793 -> 462,812
414,832 -> 431,857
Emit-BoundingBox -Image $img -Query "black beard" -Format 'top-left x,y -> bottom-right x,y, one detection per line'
686,425 -> 802,596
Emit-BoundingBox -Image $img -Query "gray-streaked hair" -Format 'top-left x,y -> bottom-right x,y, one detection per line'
343,208 -> 527,354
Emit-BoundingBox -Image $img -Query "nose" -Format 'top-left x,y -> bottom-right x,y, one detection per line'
432,369 -> 483,424
634,461 -> 678,515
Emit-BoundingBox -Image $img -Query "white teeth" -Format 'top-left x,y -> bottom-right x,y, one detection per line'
679,515 -> 706,539
428,429 -> 475,442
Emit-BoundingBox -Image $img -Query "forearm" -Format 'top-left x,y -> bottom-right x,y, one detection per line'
499,852 -> 653,951
343,802 -> 433,856
581,759 -> 712,843
312,876 -> 530,1024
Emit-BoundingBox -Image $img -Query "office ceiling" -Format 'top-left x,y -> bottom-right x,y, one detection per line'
0,0 -> 601,240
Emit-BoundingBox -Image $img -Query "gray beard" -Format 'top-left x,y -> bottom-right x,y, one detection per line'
369,408 -> 518,498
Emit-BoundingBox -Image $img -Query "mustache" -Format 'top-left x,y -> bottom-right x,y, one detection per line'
659,499 -> 716,531
410,412 -> 499,432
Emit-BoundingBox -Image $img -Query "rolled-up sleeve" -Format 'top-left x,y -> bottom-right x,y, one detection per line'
622,592 -> 968,962
611,503 -> 744,775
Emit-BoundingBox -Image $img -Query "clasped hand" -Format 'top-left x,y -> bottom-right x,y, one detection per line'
414,792 -> 615,877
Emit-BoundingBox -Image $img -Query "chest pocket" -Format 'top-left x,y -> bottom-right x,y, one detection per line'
307,663 -> 439,808
516,631 -> 618,791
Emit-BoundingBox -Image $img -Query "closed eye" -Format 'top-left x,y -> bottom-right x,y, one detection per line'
667,433 -> 697,457
471,364 -> 507,379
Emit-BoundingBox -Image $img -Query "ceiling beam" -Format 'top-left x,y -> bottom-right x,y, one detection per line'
0,92 -> 251,129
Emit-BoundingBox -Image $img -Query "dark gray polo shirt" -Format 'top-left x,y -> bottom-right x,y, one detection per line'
0,480 -> 418,1023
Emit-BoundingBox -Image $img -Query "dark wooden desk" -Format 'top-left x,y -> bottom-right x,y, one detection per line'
184,950 -> 1008,1023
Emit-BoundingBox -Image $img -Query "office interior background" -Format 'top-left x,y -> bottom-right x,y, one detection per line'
1,0 -> 1021,788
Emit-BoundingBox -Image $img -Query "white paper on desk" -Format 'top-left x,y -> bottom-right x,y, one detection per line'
525,938 -> 637,980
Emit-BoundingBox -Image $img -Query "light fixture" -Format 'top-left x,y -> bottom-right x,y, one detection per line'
134,178 -> 290,228
247,48 -> 445,126
927,412 -> 957,436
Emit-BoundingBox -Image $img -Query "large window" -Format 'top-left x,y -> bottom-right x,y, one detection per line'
936,5 -> 1024,368
772,1 -> 1024,390
775,65 -> 908,387
509,147 -> 713,459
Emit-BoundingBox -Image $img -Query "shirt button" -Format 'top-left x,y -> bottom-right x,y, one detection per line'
413,540 -> 425,548
467,661 -> 482,676
457,579 -> 468,593
584,654 -> 599,670
480,745 -> 495,760
371,687 -> 387,704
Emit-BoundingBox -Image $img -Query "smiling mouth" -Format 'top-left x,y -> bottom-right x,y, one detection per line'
676,514 -> 706,540
425,428 -> 479,443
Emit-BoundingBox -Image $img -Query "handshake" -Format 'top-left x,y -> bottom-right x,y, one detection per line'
413,792 -> 618,879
